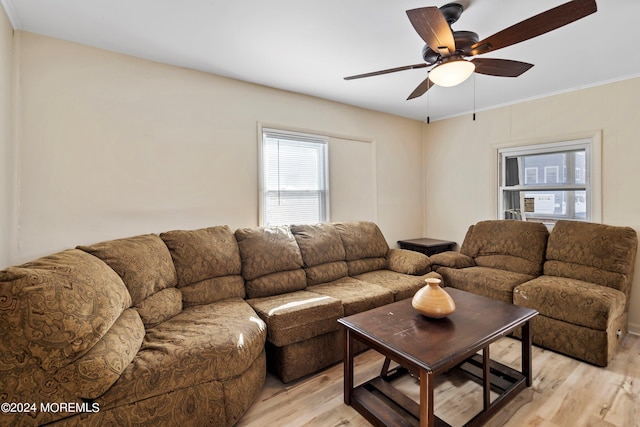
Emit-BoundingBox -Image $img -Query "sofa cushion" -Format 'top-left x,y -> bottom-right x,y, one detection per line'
55,308 -> 145,399
334,221 -> 389,261
438,265 -> 535,303
544,220 -> 638,295
514,276 -> 626,331
180,275 -> 246,307
333,222 -> 390,275
236,226 -> 304,279
291,223 -> 349,285
291,223 -> 346,267
303,261 -> 349,286
0,249 -> 132,373
345,257 -> 388,276
307,277 -> 394,316
460,220 -> 548,276
160,226 -> 245,304
135,287 -> 183,328
245,269 -> 308,299
78,234 -> 178,306
236,226 -> 306,298
354,270 -> 440,301
98,298 -> 266,409
247,290 -> 343,347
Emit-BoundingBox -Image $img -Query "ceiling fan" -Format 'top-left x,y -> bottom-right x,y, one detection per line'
344,0 -> 597,100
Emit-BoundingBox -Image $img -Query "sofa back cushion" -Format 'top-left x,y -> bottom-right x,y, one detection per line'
460,220 -> 548,276
0,249 -> 145,411
334,221 -> 389,275
160,226 -> 245,306
0,249 -> 135,373
78,234 -> 181,327
291,223 -> 348,285
544,220 -> 638,296
236,226 -> 306,298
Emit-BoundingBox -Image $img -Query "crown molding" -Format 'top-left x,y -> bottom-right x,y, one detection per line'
0,0 -> 21,29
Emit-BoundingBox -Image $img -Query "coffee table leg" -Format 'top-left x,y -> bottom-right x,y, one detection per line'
483,346 -> 491,410
522,320 -> 532,387
344,328 -> 354,405
419,369 -> 434,427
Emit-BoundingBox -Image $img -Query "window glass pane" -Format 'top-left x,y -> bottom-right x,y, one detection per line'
261,130 -> 328,226
502,189 -> 587,220
499,141 -> 590,223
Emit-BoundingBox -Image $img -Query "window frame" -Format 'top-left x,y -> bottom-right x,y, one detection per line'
258,127 -> 330,226
497,134 -> 602,225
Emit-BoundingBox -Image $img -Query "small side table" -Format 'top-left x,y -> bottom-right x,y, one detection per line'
397,238 -> 456,256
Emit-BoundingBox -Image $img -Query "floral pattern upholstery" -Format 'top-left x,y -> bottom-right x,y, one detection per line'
514,275 -> 625,330
0,249 -> 140,426
307,277 -> 394,316
78,234 -> 178,307
387,248 -> 431,275
335,221 -> 390,274
2,220 -> 438,424
236,226 -> 306,298
354,270 -> 442,301
441,266 -> 536,303
236,221 -> 439,383
160,226 -> 245,305
291,223 -> 349,285
435,219 -> 637,367
460,220 -> 549,276
247,290 -> 343,346
98,298 -> 266,409
514,220 -> 637,366
433,220 -> 548,302
543,220 -> 637,296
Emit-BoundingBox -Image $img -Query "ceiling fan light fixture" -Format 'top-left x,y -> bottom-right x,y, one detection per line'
429,57 -> 475,87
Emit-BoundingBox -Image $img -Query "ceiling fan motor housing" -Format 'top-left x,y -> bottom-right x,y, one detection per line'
439,3 -> 464,24
422,31 -> 479,64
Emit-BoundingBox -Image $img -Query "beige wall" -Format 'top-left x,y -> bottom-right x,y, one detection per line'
424,78 -> 640,333
0,7 -> 13,268
8,31 -> 425,266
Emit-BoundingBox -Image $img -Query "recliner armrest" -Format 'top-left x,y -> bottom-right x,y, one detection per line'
430,251 -> 475,270
387,248 -> 431,275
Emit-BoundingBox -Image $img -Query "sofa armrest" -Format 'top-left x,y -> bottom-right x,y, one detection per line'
387,248 -> 431,275
430,251 -> 475,270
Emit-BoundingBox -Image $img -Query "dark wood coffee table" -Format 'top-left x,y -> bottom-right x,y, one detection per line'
338,288 -> 537,427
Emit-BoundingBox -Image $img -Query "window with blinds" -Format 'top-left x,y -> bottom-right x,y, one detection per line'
260,128 -> 329,226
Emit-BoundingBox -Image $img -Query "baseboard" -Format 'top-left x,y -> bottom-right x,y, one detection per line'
628,322 -> 640,336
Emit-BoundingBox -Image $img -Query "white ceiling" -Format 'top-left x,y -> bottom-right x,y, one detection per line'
3,0 -> 640,121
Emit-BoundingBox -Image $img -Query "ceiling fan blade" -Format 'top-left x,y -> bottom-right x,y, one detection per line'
407,7 -> 456,54
471,58 -> 534,77
344,63 -> 428,80
407,76 -> 434,100
470,0 -> 597,56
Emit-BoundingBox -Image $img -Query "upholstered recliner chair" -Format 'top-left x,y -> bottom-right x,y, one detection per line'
430,220 -> 549,303
514,220 -> 637,366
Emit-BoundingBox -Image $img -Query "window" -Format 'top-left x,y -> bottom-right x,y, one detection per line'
260,128 -> 329,226
498,139 -> 595,224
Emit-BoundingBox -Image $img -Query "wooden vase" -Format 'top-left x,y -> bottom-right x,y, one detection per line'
412,278 -> 456,318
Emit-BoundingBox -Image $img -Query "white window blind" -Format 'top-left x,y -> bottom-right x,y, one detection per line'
261,129 -> 329,226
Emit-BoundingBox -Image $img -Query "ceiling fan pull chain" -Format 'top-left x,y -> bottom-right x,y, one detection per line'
472,73 -> 476,121
427,88 -> 430,124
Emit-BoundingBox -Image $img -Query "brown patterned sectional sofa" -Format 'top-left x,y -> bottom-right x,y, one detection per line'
431,219 -> 638,367
0,221 -> 437,426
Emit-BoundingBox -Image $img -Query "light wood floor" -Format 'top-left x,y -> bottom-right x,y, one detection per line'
237,334 -> 639,427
